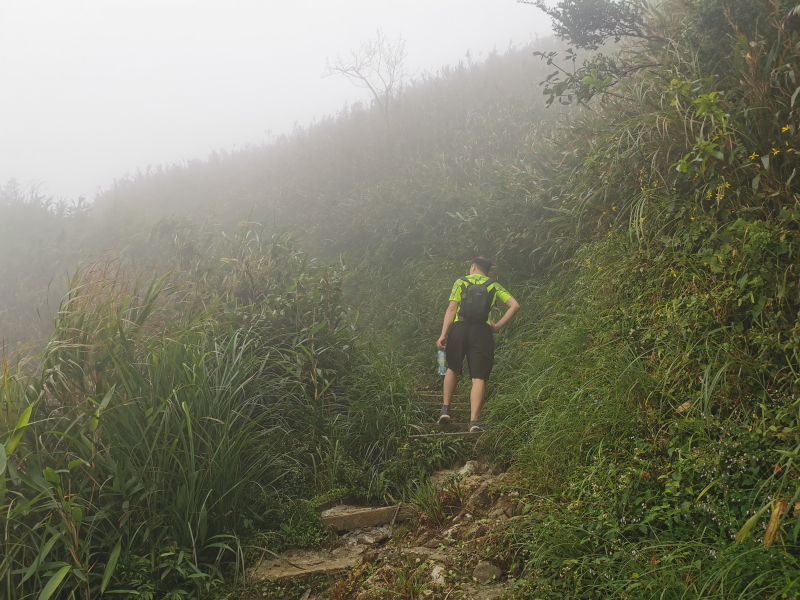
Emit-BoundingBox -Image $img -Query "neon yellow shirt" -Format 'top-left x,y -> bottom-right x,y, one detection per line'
449,274 -> 512,324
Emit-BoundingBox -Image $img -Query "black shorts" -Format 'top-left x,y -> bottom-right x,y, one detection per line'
446,321 -> 494,381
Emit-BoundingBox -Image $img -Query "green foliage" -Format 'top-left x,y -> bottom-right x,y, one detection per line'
0,223 -> 471,598
10,1 -> 800,596
486,0 -> 800,596
529,0 -> 650,50
410,479 -> 445,526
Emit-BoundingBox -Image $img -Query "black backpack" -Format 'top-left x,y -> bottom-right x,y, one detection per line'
458,277 -> 496,323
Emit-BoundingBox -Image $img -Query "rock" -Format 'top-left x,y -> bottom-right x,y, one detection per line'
431,565 -> 446,587
320,505 -> 400,531
459,460 -> 479,477
488,505 -> 506,519
341,525 -> 392,546
472,561 -> 502,583
484,464 -> 501,477
442,524 -> 461,540
462,475 -> 485,493
462,481 -> 491,513
430,469 -> 455,488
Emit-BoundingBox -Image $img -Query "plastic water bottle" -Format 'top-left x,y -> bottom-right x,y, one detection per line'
437,350 -> 447,376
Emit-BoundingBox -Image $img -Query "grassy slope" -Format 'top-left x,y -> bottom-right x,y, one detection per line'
5,1 -> 800,597
1,41 -> 561,599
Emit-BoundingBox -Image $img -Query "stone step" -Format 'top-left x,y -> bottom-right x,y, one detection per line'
408,431 -> 483,441
319,503 -> 413,532
248,546 -> 364,580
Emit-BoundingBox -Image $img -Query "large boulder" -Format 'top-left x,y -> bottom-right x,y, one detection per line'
472,561 -> 502,583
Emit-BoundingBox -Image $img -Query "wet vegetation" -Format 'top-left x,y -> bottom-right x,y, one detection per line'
4,0 -> 800,597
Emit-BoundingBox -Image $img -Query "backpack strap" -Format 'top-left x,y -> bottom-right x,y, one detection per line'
460,276 -> 494,285
484,279 -> 496,304
459,277 -> 495,292
459,276 -> 471,292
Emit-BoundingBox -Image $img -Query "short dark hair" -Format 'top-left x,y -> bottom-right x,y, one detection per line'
472,256 -> 492,274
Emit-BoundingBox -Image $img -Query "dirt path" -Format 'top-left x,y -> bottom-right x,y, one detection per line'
247,460 -> 526,600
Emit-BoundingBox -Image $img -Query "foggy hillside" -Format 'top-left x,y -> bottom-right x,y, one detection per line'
95,42 -> 566,262
5,1 -> 800,599
1,41 -> 562,348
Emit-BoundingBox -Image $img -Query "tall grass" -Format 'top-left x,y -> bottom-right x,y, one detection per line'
1,224 -> 474,598
9,1 -> 800,597
2,260 -> 299,597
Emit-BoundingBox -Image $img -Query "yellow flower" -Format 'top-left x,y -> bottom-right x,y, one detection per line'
749,152 -> 759,160
725,182 -> 731,188
783,125 -> 791,132
612,206 -> 617,211
773,148 -> 780,155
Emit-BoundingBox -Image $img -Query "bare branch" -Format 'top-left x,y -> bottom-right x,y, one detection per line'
324,30 -> 408,120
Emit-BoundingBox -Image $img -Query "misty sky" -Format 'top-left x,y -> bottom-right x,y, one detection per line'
0,1 -> 551,200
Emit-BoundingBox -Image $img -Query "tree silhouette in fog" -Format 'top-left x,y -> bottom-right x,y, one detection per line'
324,30 -> 408,120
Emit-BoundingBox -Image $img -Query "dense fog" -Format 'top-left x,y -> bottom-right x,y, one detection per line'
0,0 -> 549,200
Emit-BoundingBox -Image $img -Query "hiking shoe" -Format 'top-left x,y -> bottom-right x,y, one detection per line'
437,405 -> 451,424
469,420 -> 485,433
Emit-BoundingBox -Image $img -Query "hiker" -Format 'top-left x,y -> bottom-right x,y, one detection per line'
436,257 -> 520,432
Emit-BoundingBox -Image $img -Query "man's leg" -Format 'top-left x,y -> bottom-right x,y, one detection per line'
443,369 -> 458,406
466,323 -> 493,427
470,378 -> 486,421
442,322 -> 465,415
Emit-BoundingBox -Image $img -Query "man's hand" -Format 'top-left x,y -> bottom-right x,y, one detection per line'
436,335 -> 447,350
491,298 -> 520,334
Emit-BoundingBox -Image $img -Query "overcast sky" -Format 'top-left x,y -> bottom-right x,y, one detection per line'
0,1 -> 551,200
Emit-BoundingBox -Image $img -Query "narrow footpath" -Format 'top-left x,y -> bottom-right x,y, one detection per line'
246,459 -> 528,600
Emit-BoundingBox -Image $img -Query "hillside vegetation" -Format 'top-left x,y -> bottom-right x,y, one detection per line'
4,0 -> 800,598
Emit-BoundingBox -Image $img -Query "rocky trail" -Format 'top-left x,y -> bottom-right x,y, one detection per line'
246,459 -> 528,600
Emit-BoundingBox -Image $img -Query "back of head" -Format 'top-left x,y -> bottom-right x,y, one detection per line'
472,256 -> 492,275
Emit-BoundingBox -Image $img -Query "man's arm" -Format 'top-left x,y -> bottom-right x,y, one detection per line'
491,297 -> 520,333
436,300 -> 458,350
